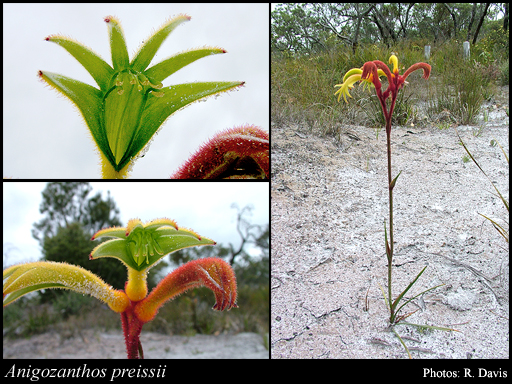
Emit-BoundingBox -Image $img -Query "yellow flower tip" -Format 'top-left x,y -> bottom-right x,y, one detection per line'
342,68 -> 363,83
91,224 -> 125,240
146,218 -> 179,231
126,219 -> 144,235
334,73 -> 361,103
389,55 -> 399,74
171,13 -> 192,23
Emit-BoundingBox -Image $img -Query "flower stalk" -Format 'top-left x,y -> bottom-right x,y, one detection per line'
336,55 -> 434,324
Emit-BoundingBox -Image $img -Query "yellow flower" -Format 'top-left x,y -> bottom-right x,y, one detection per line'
334,67 -> 386,103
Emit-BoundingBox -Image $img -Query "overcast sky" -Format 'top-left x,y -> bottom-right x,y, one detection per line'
3,3 -> 269,178
3,181 -> 269,268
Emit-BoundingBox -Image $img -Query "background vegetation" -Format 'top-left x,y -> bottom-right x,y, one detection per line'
272,3 -> 509,138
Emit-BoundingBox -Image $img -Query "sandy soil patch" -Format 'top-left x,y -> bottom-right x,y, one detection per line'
3,330 -> 269,359
271,96 -> 509,359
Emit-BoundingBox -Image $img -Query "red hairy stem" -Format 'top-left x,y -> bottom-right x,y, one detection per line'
121,301 -> 144,359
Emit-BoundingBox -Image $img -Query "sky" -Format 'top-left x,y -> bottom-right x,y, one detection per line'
3,181 -> 269,268
3,3 -> 269,178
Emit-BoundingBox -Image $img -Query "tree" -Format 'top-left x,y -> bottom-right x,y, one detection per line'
233,223 -> 269,286
227,203 -> 266,265
271,2 -> 505,55
271,3 -> 327,54
32,182 -> 122,245
504,3 -> 509,31
472,3 -> 491,44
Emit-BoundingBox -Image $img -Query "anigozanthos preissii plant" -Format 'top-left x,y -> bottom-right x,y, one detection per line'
336,55 -> 458,358
38,14 -> 250,179
3,218 -> 237,359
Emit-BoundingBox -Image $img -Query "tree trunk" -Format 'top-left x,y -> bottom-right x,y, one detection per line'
472,3 -> 491,45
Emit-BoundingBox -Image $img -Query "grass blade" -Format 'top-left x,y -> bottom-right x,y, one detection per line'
399,321 -> 460,333
391,326 -> 412,359
391,266 -> 427,315
393,283 -> 444,321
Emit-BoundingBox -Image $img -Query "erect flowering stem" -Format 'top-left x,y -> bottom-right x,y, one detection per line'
386,118 -> 394,313
121,303 -> 145,359
335,55 -> 431,325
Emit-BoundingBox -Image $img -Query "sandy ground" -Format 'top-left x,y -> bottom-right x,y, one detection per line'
271,94 -> 509,359
3,330 -> 269,359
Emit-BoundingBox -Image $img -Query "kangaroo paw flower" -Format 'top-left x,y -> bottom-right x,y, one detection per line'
3,261 -> 129,313
170,125 -> 269,179
134,257 -> 237,323
39,15 -> 244,178
91,218 -> 215,272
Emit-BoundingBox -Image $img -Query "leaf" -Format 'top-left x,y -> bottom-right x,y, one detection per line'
391,326 -> 412,359
390,266 -> 428,316
384,220 -> 392,263
455,128 -> 509,213
398,322 -> 460,333
478,213 -> 509,243
389,170 -> 402,190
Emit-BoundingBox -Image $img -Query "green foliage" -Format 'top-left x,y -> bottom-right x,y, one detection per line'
476,23 -> 509,59
498,59 -> 509,85
32,182 -> 122,246
272,3 -> 506,56
428,59 -> 488,125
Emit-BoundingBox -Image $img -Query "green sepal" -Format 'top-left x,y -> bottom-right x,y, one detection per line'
45,36 -> 114,91
145,47 -> 227,84
91,227 -> 216,272
39,71 -> 115,167
119,81 -> 245,169
131,14 -> 191,72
